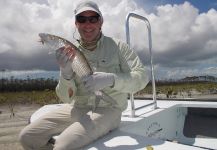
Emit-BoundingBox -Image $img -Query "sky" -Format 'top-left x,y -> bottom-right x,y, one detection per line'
0,0 -> 217,80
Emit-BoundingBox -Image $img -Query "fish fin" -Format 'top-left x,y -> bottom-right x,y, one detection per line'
93,91 -> 117,111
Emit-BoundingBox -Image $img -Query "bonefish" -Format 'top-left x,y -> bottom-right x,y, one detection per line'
38,33 -> 117,110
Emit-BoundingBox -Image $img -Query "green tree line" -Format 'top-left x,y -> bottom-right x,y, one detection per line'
0,76 -> 58,92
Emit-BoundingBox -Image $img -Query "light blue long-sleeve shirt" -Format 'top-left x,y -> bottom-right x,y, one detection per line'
56,34 -> 149,111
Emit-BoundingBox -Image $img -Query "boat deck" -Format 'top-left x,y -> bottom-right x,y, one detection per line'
31,99 -> 217,150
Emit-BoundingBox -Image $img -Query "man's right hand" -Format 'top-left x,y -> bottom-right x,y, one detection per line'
55,45 -> 75,80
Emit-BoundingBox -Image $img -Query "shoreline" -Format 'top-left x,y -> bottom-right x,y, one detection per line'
135,94 -> 217,100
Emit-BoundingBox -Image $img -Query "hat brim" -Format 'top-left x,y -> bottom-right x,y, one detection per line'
75,7 -> 101,16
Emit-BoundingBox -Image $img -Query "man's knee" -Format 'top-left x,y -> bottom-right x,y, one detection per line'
19,128 -> 32,149
19,127 -> 48,149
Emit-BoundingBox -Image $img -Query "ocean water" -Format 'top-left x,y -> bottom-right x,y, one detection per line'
0,70 -> 59,80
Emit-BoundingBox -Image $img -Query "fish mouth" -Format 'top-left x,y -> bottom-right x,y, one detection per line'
38,33 -> 48,44
38,33 -> 46,39
39,33 -> 45,37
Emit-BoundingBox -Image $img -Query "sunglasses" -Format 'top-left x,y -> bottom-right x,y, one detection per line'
76,15 -> 100,24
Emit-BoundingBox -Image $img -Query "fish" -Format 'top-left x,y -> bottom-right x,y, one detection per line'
38,33 -> 117,110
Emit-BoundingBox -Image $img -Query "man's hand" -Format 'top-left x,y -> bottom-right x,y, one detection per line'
55,46 -> 75,80
82,72 -> 115,92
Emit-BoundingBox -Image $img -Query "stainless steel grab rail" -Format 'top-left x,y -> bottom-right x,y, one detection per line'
125,12 -> 157,117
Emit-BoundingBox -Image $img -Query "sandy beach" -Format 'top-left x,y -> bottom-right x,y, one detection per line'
0,104 -> 41,150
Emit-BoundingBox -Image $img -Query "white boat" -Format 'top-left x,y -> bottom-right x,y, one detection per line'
30,13 -> 217,150
31,99 -> 217,150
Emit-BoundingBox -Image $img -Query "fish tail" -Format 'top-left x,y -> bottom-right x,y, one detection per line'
94,91 -> 117,109
91,93 -> 101,112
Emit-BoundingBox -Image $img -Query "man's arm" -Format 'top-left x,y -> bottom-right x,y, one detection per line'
112,41 -> 149,93
55,46 -> 77,103
56,76 -> 77,103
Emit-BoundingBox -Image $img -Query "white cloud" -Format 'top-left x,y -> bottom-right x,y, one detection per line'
149,2 -> 199,52
0,0 -> 216,79
0,43 -> 11,53
206,67 -> 217,76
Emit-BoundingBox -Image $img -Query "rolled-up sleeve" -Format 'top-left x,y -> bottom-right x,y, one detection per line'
55,76 -> 77,103
112,41 -> 149,93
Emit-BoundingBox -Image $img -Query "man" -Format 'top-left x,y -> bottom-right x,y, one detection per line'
19,1 -> 149,149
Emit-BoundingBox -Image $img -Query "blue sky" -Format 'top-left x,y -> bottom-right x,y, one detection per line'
0,0 -> 216,79
166,0 -> 217,12
135,0 -> 217,13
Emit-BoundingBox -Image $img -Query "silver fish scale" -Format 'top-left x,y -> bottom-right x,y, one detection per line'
49,36 -> 65,52
71,54 -> 93,78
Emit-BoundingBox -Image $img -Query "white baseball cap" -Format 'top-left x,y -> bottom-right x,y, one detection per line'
74,1 -> 102,18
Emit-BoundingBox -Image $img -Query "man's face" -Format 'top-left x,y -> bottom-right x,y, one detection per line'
75,11 -> 103,42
